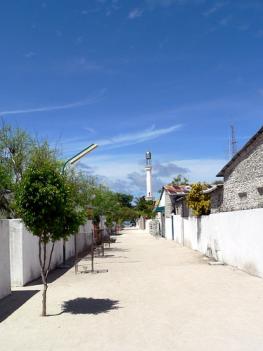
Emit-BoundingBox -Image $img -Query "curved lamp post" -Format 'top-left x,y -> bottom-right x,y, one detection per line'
62,143 -> 98,266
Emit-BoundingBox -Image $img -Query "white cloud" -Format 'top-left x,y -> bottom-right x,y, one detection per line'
76,153 -> 226,196
95,124 -> 182,149
0,90 -> 105,117
128,8 -> 143,19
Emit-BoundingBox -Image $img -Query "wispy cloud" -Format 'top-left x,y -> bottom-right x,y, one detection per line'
24,51 -> 37,59
0,90 -> 106,117
203,2 -> 225,16
96,124 -> 182,148
85,127 -> 96,134
128,8 -> 144,19
145,0 -> 204,9
218,15 -> 232,27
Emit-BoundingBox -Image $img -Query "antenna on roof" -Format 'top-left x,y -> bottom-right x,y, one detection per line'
229,125 -> 237,158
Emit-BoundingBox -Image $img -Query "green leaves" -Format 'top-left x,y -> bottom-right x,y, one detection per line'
16,144 -> 87,243
134,196 -> 155,219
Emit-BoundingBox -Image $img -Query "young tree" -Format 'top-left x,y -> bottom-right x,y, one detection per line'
16,144 -> 86,316
186,183 -> 211,216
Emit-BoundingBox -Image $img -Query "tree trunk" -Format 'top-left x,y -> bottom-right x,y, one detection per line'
38,239 -> 55,317
42,280 -> 48,316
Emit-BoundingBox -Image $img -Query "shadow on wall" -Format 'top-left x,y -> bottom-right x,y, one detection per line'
0,289 -> 40,323
27,261 -> 74,286
61,297 -> 120,315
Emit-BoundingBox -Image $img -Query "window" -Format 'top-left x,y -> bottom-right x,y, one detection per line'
257,187 -> 263,195
238,192 -> 247,200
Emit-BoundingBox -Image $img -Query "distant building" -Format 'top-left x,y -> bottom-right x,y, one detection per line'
203,184 -> 223,214
217,126 -> 263,211
174,196 -> 189,217
155,184 -> 190,236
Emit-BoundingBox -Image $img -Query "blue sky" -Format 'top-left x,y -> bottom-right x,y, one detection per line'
1,0 -> 263,196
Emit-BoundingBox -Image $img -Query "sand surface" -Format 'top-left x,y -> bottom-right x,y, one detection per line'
1,229 -> 263,351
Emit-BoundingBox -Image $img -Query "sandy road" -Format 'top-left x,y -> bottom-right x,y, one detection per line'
1,229 -> 263,351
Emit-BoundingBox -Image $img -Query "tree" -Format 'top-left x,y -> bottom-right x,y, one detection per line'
134,196 -> 155,219
186,183 -> 211,216
171,174 -> 189,185
0,123 -> 34,217
15,144 -> 86,316
0,122 -> 33,183
115,192 -> 133,208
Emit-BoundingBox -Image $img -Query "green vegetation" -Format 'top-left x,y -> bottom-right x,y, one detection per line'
16,144 -> 87,316
0,123 -> 144,315
134,196 -> 155,219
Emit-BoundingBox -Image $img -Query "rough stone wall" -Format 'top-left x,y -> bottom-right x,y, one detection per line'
210,187 -> 224,213
222,133 -> 263,211
165,192 -> 173,218
175,199 -> 189,217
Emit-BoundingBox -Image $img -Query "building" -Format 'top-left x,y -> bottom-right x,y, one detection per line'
155,184 -> 190,236
217,125 -> 263,211
203,184 -> 223,213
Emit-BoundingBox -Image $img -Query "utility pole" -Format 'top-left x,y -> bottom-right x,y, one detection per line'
229,125 -> 237,158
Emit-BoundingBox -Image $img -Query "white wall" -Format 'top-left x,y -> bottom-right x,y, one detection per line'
168,209 -> 263,278
0,220 -> 11,299
9,219 -> 93,287
145,219 -> 151,234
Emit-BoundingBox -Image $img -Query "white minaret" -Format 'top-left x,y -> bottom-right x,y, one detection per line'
145,151 -> 153,201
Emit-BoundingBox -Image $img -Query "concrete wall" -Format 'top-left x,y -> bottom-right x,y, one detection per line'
0,220 -> 11,299
167,209 -> 263,278
9,220 -> 93,287
145,219 -> 151,234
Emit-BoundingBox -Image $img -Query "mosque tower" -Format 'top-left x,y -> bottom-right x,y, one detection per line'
145,152 -> 153,201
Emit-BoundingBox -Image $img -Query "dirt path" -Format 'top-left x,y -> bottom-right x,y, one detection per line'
1,229 -> 263,351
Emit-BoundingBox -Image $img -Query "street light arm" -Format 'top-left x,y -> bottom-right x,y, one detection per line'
62,143 -> 98,174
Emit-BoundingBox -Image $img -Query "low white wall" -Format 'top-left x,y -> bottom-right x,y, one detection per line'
10,219 -> 93,287
168,209 -> 263,278
145,219 -> 151,234
0,220 -> 11,299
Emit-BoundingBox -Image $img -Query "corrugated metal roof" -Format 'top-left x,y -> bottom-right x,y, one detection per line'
163,184 -> 191,196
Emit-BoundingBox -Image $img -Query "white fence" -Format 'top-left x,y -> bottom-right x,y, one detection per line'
0,220 -> 11,299
165,209 -> 263,278
9,219 -> 93,287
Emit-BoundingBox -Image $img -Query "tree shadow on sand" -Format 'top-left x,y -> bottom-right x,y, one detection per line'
61,298 -> 120,315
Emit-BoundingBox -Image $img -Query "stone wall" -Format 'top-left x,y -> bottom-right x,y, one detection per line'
210,187 -> 223,213
165,192 -> 173,218
222,133 -> 263,211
